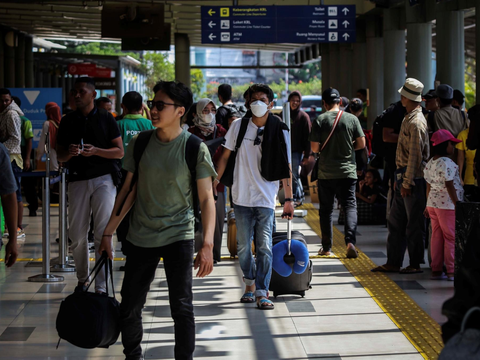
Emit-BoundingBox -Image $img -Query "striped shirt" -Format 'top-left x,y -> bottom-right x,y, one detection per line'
395,107 -> 430,189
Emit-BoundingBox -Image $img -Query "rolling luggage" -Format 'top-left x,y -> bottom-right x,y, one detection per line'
227,209 -> 256,257
269,220 -> 312,298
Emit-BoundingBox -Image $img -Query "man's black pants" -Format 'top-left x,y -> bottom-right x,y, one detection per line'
121,239 -> 195,360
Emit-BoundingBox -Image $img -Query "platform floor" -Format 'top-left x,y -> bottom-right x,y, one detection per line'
0,203 -> 450,359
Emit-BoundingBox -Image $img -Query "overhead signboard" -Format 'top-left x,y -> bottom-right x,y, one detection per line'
9,88 -> 63,148
68,63 -> 113,78
201,5 -> 356,44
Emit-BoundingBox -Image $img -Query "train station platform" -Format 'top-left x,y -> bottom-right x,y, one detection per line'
0,203 -> 449,359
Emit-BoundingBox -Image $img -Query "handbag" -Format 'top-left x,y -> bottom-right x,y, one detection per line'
56,252 -> 120,349
439,307 -> 480,359
311,110 -> 343,182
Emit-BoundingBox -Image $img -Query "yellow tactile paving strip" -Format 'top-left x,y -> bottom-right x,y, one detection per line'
302,203 -> 443,360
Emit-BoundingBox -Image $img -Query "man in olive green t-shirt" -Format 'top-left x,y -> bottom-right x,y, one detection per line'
100,81 -> 216,360
309,88 -> 365,259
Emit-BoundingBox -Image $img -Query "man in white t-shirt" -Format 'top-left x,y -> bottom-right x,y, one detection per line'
215,84 -> 294,310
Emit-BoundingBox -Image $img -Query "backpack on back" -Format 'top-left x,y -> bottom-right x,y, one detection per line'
371,102 -> 402,168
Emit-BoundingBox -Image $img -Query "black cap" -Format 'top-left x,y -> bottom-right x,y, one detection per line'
453,89 -> 465,103
322,88 -> 340,102
422,89 -> 437,100
75,77 -> 95,87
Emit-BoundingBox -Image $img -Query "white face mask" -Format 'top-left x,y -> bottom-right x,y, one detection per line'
250,100 -> 269,118
199,112 -> 215,125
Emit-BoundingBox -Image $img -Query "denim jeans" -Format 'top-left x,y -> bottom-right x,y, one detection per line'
386,178 -> 426,269
233,204 -> 274,298
318,178 -> 357,251
120,239 -> 195,360
291,152 -> 304,202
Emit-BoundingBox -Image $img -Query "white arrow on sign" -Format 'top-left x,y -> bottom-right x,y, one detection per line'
342,7 -> 349,15
208,21 -> 216,28
209,33 -> 216,41
342,33 -> 350,40
24,90 -> 40,105
342,20 -> 350,28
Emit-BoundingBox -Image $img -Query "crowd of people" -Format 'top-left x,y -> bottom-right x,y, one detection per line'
0,75 -> 479,360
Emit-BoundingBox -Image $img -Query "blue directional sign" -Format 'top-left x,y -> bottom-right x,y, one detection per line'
10,88 -> 63,148
201,5 -> 356,44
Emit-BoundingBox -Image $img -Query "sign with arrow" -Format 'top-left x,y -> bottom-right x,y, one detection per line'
201,5 -> 355,44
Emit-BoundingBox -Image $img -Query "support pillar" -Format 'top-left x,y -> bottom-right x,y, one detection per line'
15,33 -> 25,88
174,33 -> 191,88
406,0 -> 433,91
436,11 -> 464,95
328,44 -> 339,91
383,8 -> 406,108
321,44 -> 330,91
477,2 -> 480,104
366,15 -> 384,128
338,44 -> 352,98
115,61 -> 124,114
4,32 -> 16,88
352,19 -> 367,95
25,36 -> 34,88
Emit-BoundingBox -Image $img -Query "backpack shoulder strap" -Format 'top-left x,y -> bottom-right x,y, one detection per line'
115,129 -> 153,216
235,117 -> 249,151
185,134 -> 203,228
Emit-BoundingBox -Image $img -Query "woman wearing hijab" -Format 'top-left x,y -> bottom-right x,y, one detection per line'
37,102 -> 62,171
189,98 -> 227,263
280,91 -> 311,206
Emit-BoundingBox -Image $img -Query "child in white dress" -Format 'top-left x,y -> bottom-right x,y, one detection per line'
424,129 -> 464,281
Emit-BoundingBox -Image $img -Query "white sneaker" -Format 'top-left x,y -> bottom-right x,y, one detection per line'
2,231 -> 8,238
17,228 -> 26,238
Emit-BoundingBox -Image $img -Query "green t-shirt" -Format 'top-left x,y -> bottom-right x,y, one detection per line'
116,114 -> 155,165
309,110 -> 365,180
123,130 -> 217,248
21,116 -> 34,147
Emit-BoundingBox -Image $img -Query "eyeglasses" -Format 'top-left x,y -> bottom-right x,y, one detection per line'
147,100 -> 180,111
254,128 -> 264,146
202,109 -> 217,115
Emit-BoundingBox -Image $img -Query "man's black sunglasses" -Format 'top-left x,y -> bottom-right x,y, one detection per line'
147,100 -> 181,111
254,128 -> 264,146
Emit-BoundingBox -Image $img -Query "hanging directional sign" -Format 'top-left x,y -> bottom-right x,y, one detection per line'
201,5 -> 356,44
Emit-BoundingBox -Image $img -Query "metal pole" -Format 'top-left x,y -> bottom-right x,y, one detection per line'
29,132 -> 63,282
51,167 -> 75,272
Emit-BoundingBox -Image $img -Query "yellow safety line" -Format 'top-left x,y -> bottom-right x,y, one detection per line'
302,203 -> 443,360
0,257 -> 126,262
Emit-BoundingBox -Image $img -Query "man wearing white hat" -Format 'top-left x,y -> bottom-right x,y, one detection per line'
372,78 -> 429,274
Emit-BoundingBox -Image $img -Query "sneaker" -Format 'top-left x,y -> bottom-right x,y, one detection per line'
17,228 -> 25,238
431,272 -> 447,280
74,282 -> 89,293
2,231 -> 8,238
29,210 -> 37,217
447,273 -> 455,281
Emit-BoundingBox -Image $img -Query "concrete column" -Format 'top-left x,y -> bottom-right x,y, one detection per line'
25,36 -> 34,88
383,8 -> 406,108
328,44 -> 339,91
477,2 -> 480,104
175,33 -> 191,88
352,20 -> 367,95
0,31 -> 4,87
338,44 -> 352,98
366,16 -> 384,128
36,68 -> 43,88
15,34 -> 25,88
115,60 -> 124,114
321,44 -> 330,91
4,33 -> 16,88
405,0 -> 433,90
436,10 -> 465,95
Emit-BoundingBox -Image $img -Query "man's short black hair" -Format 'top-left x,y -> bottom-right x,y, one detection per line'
11,96 -> 21,107
153,81 -> 193,111
0,88 -> 11,96
122,91 -> 143,112
357,88 -> 367,98
218,84 -> 232,102
75,77 -> 95,89
245,83 -> 274,103
453,89 -> 465,106
431,141 -> 450,157
96,97 -> 111,107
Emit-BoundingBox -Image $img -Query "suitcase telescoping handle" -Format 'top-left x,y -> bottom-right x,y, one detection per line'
282,212 -> 293,255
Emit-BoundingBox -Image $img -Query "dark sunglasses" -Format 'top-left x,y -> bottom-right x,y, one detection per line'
254,128 -> 264,146
147,100 -> 180,111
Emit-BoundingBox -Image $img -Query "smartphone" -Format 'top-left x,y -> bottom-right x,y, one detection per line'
80,138 -> 84,153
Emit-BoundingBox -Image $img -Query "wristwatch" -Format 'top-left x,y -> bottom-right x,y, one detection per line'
284,198 -> 294,202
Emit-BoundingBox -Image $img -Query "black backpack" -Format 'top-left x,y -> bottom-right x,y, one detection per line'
116,130 -> 203,229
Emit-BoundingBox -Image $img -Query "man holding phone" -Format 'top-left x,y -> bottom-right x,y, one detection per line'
57,77 -> 124,294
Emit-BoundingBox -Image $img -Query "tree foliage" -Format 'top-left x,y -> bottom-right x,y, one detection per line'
141,52 -> 175,98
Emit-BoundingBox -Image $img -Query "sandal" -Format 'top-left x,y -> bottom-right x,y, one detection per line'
346,246 -> 358,259
318,248 -> 331,256
399,266 -> 423,274
256,297 -> 274,310
240,291 -> 256,303
371,264 -> 400,273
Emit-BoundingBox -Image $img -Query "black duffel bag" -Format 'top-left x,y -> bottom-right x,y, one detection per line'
56,252 -> 120,349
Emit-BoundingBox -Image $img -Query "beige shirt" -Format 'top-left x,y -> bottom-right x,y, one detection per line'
428,106 -> 467,137
396,107 -> 430,189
